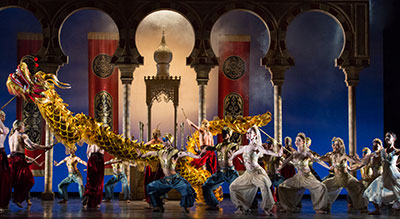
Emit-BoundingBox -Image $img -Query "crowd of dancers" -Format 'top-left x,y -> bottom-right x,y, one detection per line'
1,110 -> 400,216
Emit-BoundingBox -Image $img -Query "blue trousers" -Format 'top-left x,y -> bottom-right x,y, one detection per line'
202,167 -> 239,207
147,174 -> 196,208
58,173 -> 84,200
104,173 -> 130,200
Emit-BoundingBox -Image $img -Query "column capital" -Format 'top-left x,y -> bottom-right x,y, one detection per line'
194,64 -> 213,86
266,65 -> 291,86
38,61 -> 64,75
341,66 -> 364,87
117,64 -> 138,84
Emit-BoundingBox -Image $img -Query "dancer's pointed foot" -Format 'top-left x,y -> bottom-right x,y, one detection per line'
58,199 -> 68,204
264,210 -> 274,216
315,210 -> 327,214
182,207 -> 189,213
13,201 -> 23,208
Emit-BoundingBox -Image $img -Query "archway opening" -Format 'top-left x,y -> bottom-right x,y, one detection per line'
135,10 -> 195,148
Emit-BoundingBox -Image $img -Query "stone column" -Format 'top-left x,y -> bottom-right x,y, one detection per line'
267,65 -> 287,145
194,65 -> 212,125
343,66 -> 362,156
41,124 -> 54,200
118,64 -> 135,200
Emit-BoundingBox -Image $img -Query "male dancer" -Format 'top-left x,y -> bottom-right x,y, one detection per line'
103,158 -> 132,202
143,128 -> 164,208
82,143 -> 104,208
186,118 -> 217,174
8,120 -> 53,207
0,111 -> 11,212
137,133 -> 199,213
54,148 -> 87,203
202,127 -> 239,210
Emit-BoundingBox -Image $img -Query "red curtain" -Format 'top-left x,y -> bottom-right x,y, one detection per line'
17,32 -> 45,176
88,32 -> 119,175
218,35 -> 250,171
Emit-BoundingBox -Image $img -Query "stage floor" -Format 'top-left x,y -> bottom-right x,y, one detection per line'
0,197 -> 399,218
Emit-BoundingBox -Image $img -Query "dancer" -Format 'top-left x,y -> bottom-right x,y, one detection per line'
82,143 -> 104,209
143,128 -> 164,208
228,125 -> 281,215
0,111 -> 11,212
351,138 -> 383,187
186,118 -> 217,174
321,137 -> 368,212
8,120 -> 53,208
202,127 -> 239,210
363,132 -> 400,214
306,137 -> 322,181
279,136 -> 296,180
54,148 -> 87,204
138,133 -> 199,213
277,132 -> 328,214
103,158 -> 132,202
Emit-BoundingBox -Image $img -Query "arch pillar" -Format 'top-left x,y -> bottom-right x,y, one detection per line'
342,66 -> 363,157
267,65 -> 290,145
116,63 -> 137,200
194,64 -> 213,125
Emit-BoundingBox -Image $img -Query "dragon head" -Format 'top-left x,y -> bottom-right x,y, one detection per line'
6,55 -> 70,102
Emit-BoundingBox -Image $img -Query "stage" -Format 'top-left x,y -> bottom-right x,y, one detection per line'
1,196 -> 399,218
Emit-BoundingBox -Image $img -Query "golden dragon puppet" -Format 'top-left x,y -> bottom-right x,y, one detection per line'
6,56 -> 272,202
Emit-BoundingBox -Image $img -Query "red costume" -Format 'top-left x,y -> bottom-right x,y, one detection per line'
83,152 -> 104,208
8,152 -> 34,204
144,164 -> 164,203
190,148 -> 217,174
0,148 -> 11,208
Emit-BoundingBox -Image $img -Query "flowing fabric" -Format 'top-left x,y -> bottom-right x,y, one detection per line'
9,153 -> 34,204
0,149 -> 11,208
144,164 -> 164,203
83,153 -> 104,208
202,167 -> 239,207
278,173 -> 328,212
190,150 -> 217,174
323,172 -> 368,210
229,168 -> 275,211
363,150 -> 400,205
147,174 -> 196,208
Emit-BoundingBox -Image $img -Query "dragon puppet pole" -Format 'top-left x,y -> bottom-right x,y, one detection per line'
181,108 -> 200,152
258,127 -> 292,154
0,95 -> 17,110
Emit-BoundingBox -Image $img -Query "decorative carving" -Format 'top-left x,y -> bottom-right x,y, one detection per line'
22,100 -> 43,144
94,91 -> 113,130
92,54 -> 114,78
224,92 -> 244,144
222,56 -> 245,80
223,92 -> 244,118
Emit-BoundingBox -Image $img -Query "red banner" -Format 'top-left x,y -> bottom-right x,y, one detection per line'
88,32 -> 119,175
218,35 -> 250,171
17,32 -> 45,176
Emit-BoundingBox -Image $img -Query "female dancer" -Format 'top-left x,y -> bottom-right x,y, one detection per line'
321,137 -> 368,212
229,125 -> 281,215
363,132 -> 400,214
277,132 -> 328,214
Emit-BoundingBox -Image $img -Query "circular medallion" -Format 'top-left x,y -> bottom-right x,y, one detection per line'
92,54 -> 114,78
222,56 -> 245,80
